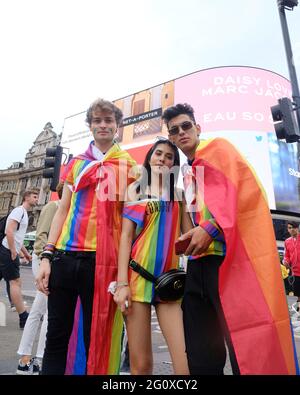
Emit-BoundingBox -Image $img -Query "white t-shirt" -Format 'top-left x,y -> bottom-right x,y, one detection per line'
91,144 -> 106,161
2,206 -> 28,253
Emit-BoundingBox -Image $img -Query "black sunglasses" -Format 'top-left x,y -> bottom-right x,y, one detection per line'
168,121 -> 194,136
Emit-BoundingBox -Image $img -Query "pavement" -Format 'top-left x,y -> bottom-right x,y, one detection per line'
0,266 -> 299,376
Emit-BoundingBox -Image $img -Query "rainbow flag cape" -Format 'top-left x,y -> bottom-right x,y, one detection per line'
66,142 -> 136,374
192,137 -> 298,375
65,298 -> 86,375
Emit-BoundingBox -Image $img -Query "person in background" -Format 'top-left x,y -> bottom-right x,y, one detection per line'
0,189 -> 38,329
283,222 -> 300,303
16,182 -> 63,375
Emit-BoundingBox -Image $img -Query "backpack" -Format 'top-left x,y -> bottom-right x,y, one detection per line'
0,209 -> 24,245
0,214 -> 9,245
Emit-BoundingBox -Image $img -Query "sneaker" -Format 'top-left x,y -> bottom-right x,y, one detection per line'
31,358 -> 41,375
120,359 -> 130,375
16,358 -> 40,375
10,304 -> 16,312
19,311 -> 29,329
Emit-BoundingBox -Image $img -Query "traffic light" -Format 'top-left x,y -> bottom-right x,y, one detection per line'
278,0 -> 298,9
43,145 -> 63,191
271,97 -> 300,143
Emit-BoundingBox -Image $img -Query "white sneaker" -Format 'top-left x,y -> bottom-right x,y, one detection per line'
291,302 -> 299,313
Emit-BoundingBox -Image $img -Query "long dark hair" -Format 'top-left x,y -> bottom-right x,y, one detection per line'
136,139 -> 180,201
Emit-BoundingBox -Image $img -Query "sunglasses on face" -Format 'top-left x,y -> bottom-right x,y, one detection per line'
168,121 -> 194,136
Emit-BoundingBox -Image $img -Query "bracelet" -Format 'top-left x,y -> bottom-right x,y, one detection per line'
116,281 -> 129,288
40,250 -> 54,262
44,243 -> 56,252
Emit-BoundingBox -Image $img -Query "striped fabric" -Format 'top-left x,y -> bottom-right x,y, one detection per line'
59,141 -> 136,375
123,199 -> 181,304
183,164 -> 225,258
57,158 -> 97,251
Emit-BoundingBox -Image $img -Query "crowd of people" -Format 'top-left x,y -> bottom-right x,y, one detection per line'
0,98 -> 298,375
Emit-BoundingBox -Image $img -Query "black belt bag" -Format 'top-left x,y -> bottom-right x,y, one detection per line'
129,259 -> 186,301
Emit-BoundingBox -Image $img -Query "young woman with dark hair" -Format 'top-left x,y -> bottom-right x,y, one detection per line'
114,139 -> 192,375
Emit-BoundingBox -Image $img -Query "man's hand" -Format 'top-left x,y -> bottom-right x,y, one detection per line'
36,258 -> 51,296
178,226 -> 213,256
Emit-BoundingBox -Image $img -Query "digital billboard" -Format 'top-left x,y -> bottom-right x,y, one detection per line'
60,66 -> 300,214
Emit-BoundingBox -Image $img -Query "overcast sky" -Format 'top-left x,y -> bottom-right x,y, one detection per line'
0,0 -> 300,169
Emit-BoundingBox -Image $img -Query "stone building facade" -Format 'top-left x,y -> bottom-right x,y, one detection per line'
0,122 -> 61,231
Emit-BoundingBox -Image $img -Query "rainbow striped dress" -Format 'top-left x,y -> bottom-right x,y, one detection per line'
123,198 -> 181,304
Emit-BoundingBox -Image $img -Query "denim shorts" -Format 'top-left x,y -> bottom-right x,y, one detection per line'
0,244 -> 20,281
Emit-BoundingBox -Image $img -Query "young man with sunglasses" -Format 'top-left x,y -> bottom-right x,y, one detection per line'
162,103 -> 297,375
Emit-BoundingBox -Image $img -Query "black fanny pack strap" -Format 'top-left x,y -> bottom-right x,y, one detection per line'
129,260 -> 157,283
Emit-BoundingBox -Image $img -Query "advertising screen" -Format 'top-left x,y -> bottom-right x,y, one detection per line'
61,66 -> 300,213
174,66 -> 299,213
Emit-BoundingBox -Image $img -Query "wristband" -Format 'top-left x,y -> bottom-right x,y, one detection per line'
44,243 -> 56,252
40,250 -> 54,262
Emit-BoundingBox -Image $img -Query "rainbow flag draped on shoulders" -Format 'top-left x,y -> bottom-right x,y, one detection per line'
65,141 -> 136,375
192,137 -> 298,375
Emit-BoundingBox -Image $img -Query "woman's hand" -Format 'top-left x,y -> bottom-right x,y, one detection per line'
113,286 -> 132,315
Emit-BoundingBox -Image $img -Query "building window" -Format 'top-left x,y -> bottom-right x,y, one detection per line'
28,214 -> 34,227
115,127 -> 124,143
133,100 -> 145,115
133,118 -> 162,139
3,198 -> 9,210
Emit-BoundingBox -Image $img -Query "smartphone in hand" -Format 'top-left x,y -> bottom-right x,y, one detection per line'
175,238 -> 192,255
